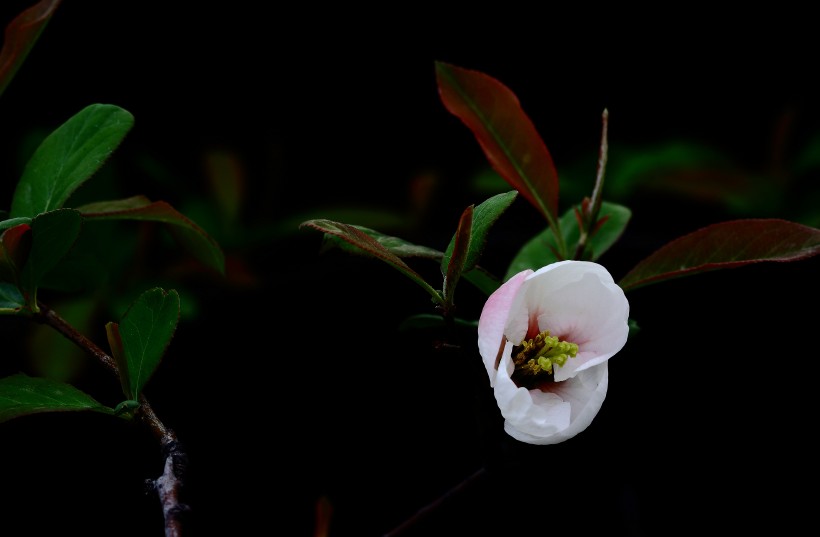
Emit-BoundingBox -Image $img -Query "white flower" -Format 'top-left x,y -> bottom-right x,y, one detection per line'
477,260 -> 629,445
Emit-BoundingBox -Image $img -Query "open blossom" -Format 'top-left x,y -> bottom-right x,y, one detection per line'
477,260 -> 629,445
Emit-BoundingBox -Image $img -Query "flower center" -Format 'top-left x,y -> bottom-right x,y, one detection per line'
510,330 -> 578,389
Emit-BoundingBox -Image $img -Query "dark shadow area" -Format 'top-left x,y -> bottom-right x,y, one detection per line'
0,3 -> 818,536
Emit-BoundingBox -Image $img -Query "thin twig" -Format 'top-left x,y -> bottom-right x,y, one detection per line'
382,467 -> 486,537
34,301 -> 188,537
36,303 -> 119,375
574,108 -> 609,260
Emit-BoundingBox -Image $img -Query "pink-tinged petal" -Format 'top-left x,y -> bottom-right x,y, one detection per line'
494,354 -> 571,438
504,362 -> 609,445
502,261 -> 627,383
503,261 -> 606,342
477,269 -> 531,385
477,260 -> 628,445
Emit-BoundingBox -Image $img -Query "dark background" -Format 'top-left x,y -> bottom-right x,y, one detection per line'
1,2 -> 818,536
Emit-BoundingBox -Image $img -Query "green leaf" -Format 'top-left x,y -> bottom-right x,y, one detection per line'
300,219 -> 444,305
575,201 -> 631,260
504,201 -> 631,281
77,195 -> 225,275
0,217 -> 31,231
441,191 -> 518,274
10,104 -> 134,218
442,205 -> 473,308
504,212 -> 572,282
106,288 -> 180,400
436,62 -> 561,230
0,282 -> 25,314
0,373 -> 113,423
619,218 -> 820,291
462,265 -> 501,296
0,0 -> 63,99
20,209 -> 81,306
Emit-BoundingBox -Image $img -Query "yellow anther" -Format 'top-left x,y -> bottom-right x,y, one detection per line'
510,329 -> 580,388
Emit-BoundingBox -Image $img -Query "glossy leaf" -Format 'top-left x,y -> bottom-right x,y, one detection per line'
106,288 -> 180,400
10,104 -> 134,218
619,219 -> 820,291
0,217 -> 31,231
77,195 -> 225,275
442,205 -> 473,308
0,283 -> 25,314
317,222 -> 502,297
504,201 -> 631,281
0,373 -> 113,423
300,219 -> 443,305
0,0 -> 62,98
441,191 -> 518,275
436,62 -> 560,226
20,209 -> 81,305
0,223 -> 32,284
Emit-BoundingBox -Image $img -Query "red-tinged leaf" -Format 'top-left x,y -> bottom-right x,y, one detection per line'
442,205 -> 473,308
0,0 -> 62,98
76,195 -> 224,275
435,61 -> 560,225
300,218 -> 443,305
619,219 -> 820,291
0,223 -> 32,285
105,321 -> 129,399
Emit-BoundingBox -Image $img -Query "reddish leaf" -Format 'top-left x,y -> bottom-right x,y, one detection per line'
105,321 -> 129,399
301,218 -> 443,305
0,223 -> 32,284
442,205 -> 473,308
0,0 -> 62,98
435,62 -> 560,224
619,219 -> 820,291
77,195 -> 224,275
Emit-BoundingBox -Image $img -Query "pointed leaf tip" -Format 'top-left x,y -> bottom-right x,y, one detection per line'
0,373 -> 113,423
116,288 -> 180,399
10,104 -> 134,218
435,62 -> 559,224
619,218 -> 820,291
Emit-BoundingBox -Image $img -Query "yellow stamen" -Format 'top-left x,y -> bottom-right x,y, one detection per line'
510,329 -> 579,388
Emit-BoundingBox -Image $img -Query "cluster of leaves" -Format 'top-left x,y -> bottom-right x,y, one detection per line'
303,62 -> 820,324
0,102 -> 223,420
0,1 -> 223,423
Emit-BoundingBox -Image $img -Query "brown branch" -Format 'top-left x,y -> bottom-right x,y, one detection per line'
34,301 -> 188,537
36,303 -> 119,375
